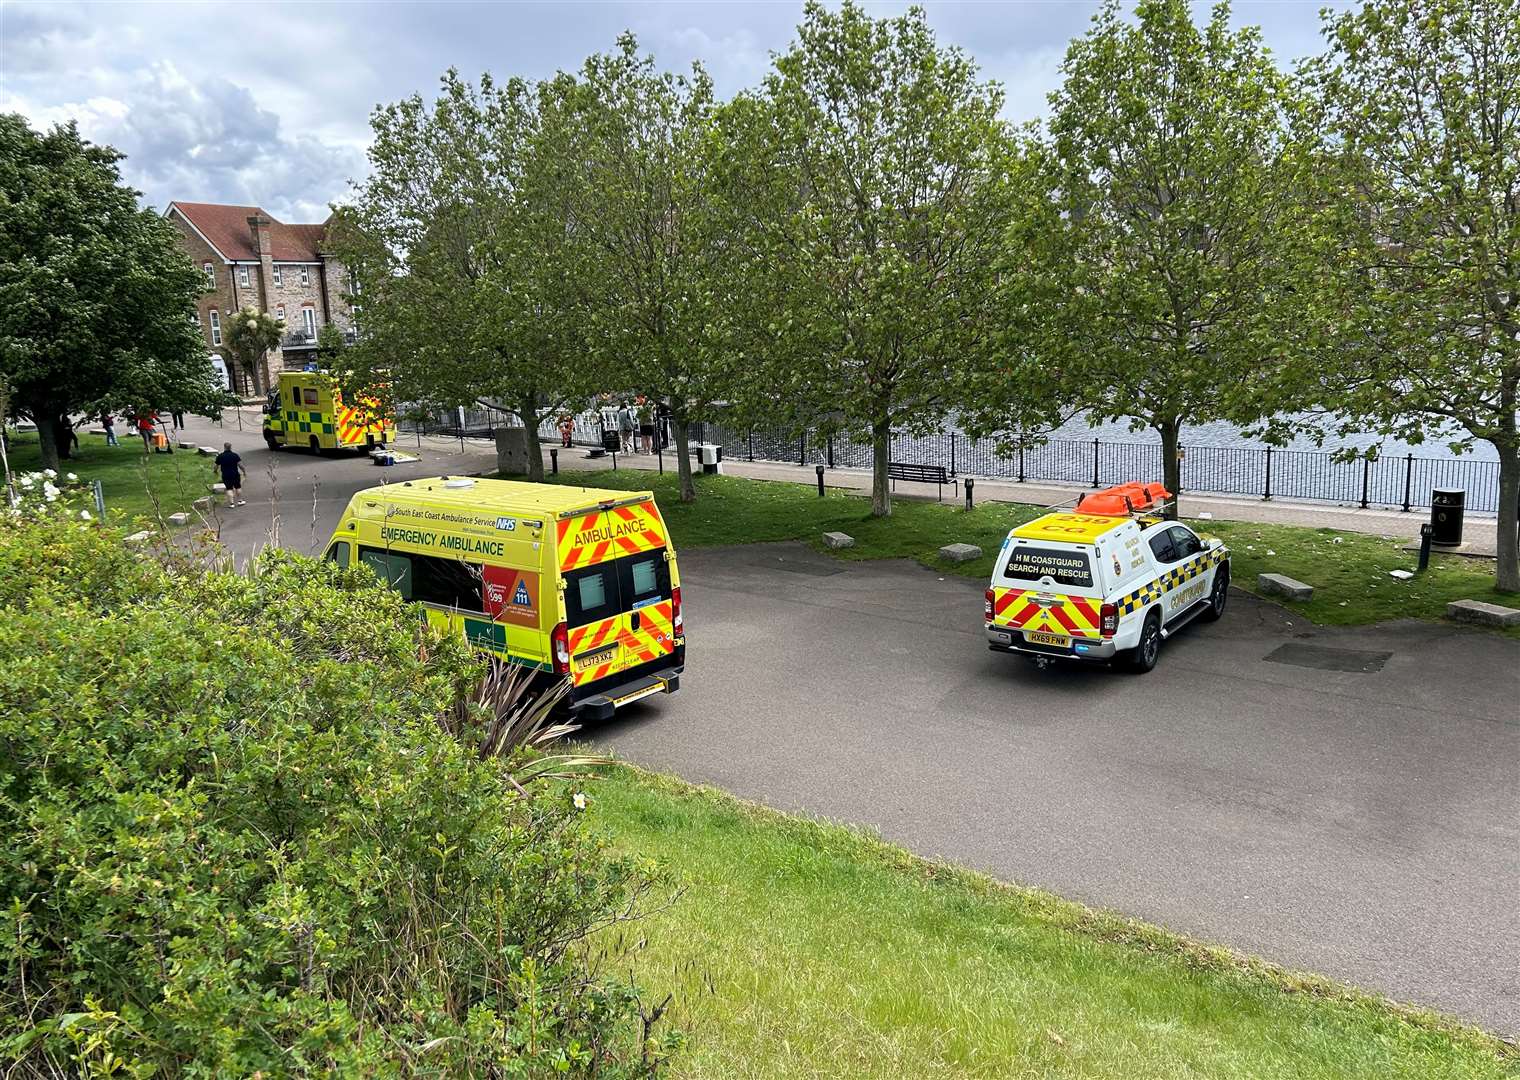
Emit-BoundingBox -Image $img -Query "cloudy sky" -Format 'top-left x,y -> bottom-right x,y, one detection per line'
2,1 -> 1344,224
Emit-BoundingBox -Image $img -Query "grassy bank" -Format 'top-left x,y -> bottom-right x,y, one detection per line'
4,429 -> 207,522
589,768 -> 1513,1079
535,468 -> 1516,631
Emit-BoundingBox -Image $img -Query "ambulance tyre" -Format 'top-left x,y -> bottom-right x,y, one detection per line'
264,431 -> 280,451
309,435 -> 322,455
1200,565 -> 1229,622
1123,609 -> 1162,674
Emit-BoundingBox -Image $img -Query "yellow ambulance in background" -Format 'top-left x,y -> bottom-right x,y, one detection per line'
264,370 -> 396,454
325,476 -> 684,719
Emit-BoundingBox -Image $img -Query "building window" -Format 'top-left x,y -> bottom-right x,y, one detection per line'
300,266 -> 310,286
302,306 -> 316,337
209,310 -> 221,346
238,265 -> 250,287
202,262 -> 215,288
276,304 -> 286,323
273,265 -> 283,286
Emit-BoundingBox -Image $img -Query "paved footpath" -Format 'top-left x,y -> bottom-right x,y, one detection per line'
176,414 -> 1518,1033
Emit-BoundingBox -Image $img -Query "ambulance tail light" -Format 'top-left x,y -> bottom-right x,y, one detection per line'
984,589 -> 995,621
551,621 -> 571,675
671,587 -> 684,635
1100,603 -> 1119,638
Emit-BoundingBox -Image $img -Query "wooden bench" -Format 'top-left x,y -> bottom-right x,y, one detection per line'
887,461 -> 958,501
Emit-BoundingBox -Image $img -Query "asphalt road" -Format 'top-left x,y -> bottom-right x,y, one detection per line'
184,414 -> 1520,1034
595,544 -> 1520,1035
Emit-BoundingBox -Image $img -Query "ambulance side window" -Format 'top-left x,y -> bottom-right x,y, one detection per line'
409,554 -> 483,612
291,386 -> 302,406
326,540 -> 350,566
358,546 -> 413,600
1147,530 -> 1180,564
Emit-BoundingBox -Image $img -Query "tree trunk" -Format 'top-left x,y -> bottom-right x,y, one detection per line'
34,411 -> 63,473
518,394 -> 544,483
1157,416 -> 1182,520
671,396 -> 696,503
1494,438 -> 1519,594
870,416 -> 891,517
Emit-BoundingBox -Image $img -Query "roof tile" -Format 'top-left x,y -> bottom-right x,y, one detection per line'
168,201 -> 329,262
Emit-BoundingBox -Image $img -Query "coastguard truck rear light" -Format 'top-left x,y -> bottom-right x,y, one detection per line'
984,588 -> 995,620
551,621 -> 571,674
1100,603 -> 1118,638
671,587 -> 684,634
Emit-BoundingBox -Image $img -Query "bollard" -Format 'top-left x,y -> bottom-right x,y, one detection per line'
1417,522 -> 1433,572
657,441 -> 663,474
965,477 -> 975,510
550,447 -> 558,475
611,449 -> 617,471
92,479 -> 105,517
815,464 -> 825,497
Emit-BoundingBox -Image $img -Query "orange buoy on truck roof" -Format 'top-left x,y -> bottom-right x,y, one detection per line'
1076,482 -> 1172,516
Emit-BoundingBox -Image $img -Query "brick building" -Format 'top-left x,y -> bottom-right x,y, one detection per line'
164,201 -> 359,396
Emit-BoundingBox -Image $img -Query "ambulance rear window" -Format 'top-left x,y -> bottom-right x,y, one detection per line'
1001,545 -> 1093,588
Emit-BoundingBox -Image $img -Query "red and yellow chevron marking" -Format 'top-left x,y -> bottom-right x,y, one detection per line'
334,399 -> 395,446
568,615 -> 623,686
620,600 -> 675,666
990,587 -> 1102,639
556,502 -> 666,572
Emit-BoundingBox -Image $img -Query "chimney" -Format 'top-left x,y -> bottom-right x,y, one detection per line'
246,214 -> 273,256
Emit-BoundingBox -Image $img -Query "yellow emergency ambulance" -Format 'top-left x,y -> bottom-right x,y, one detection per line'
985,482 -> 1229,673
263,370 -> 395,454
325,476 -> 684,718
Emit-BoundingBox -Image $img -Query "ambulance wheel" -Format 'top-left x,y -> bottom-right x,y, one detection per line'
365,434 -> 376,452
264,431 -> 279,451
1123,610 -> 1162,674
1200,566 -> 1229,622
309,435 -> 322,455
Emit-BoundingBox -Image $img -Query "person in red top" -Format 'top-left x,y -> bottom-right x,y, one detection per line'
136,414 -> 155,452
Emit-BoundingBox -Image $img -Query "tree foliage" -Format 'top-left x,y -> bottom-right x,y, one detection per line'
0,516 -> 671,1076
331,71 -> 592,482
730,1 -> 1017,516
0,115 -> 219,471
554,36 -> 730,503
1293,0 -> 1520,590
966,0 -> 1304,516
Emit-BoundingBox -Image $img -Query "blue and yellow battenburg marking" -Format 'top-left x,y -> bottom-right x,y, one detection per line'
1117,546 -> 1227,614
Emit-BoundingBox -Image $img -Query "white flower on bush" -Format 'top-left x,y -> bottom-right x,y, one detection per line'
66,472 -> 78,482
43,482 -> 59,501
79,509 -> 92,521
42,468 -> 56,479
572,792 -> 587,811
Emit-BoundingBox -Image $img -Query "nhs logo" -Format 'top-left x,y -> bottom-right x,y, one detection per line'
495,517 -> 516,531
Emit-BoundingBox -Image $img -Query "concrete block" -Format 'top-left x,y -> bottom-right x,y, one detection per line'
822,531 -> 854,550
198,445 -> 218,456
192,496 -> 212,511
1446,599 -> 1520,628
178,441 -> 196,450
166,512 -> 190,526
1257,573 -> 1314,601
211,482 -> 227,493
124,530 -> 153,545
939,543 -> 983,563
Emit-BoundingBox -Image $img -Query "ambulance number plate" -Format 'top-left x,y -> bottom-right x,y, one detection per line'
574,644 -> 618,672
1024,631 -> 1071,649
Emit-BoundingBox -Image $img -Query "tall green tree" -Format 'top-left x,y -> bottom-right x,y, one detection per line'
971,0 -> 1303,516
555,35 -> 731,503
0,115 -> 217,471
736,1 -> 1017,516
332,71 -> 591,483
1295,0 -> 1520,591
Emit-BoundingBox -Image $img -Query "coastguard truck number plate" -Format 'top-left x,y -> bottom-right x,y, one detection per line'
1025,631 -> 1071,648
575,644 -> 617,671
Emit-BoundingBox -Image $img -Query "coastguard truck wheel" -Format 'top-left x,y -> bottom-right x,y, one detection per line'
1124,609 -> 1162,674
1200,565 -> 1229,622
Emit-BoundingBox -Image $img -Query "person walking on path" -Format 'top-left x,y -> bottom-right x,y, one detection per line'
618,403 -> 636,453
558,412 -> 575,448
101,413 -> 118,447
638,399 -> 654,454
136,414 -> 155,452
213,442 -> 247,507
171,408 -> 186,431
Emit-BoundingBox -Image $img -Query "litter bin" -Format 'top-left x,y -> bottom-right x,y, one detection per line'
1429,488 -> 1465,546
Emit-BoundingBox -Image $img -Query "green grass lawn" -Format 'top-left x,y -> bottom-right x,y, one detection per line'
535,468 -> 1515,632
4,429 -> 209,523
588,768 -> 1514,1079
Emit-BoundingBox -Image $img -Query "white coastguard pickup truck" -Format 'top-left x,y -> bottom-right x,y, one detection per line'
984,483 -> 1230,673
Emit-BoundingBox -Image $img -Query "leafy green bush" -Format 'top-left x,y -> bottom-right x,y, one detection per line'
0,516 -> 671,1076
